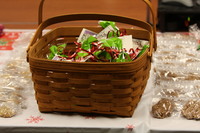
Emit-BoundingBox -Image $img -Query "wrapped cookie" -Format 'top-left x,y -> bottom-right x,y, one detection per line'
0,102 -> 18,118
151,98 -> 175,119
181,100 -> 200,120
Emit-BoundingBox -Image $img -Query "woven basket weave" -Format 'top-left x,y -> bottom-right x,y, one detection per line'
27,0 -> 156,117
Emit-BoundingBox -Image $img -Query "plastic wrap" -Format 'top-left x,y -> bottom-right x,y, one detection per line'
181,100 -> 200,120
0,31 -> 33,118
189,23 -> 200,40
151,98 -> 175,119
151,32 -> 200,120
0,102 -> 18,118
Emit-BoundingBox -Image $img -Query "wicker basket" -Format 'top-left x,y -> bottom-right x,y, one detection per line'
27,0 -> 157,117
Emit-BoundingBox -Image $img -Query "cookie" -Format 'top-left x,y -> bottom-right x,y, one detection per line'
181,100 -> 200,120
152,98 -> 175,119
159,89 -> 179,97
0,104 -> 17,118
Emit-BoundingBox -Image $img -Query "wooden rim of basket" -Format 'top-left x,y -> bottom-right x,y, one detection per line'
27,0 -> 157,61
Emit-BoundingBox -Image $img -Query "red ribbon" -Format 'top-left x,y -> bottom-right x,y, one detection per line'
58,29 -> 139,62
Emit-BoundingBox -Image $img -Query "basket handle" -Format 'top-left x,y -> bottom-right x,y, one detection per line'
38,0 -> 157,49
38,0 -> 156,41
27,0 -> 156,57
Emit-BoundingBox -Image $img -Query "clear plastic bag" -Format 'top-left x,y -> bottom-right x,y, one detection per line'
0,31 -> 34,118
152,32 -> 200,120
189,23 -> 200,40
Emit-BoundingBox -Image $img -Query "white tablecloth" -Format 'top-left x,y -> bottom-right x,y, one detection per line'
0,30 -> 199,133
